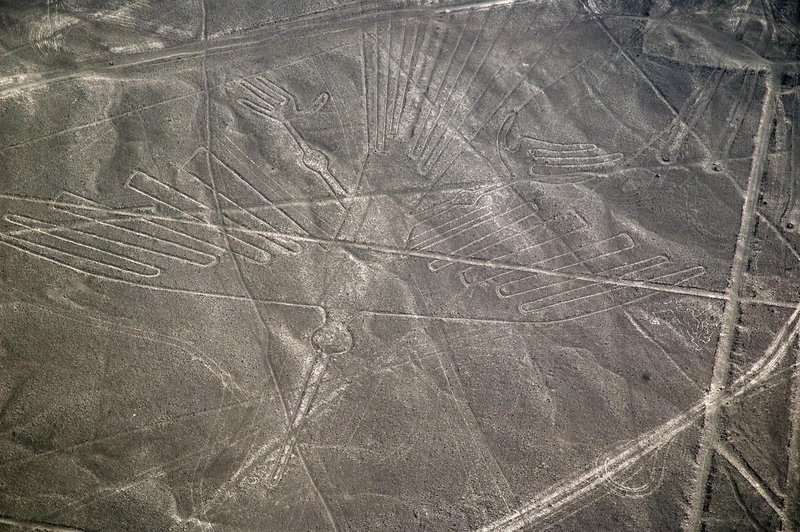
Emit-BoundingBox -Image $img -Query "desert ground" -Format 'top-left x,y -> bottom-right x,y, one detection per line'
0,0 -> 799,530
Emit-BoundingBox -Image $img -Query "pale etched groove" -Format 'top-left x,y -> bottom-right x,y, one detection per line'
715,441 -> 787,521
14,198 -> 728,303
718,70 -> 760,157
389,18 -> 416,138
405,20 -> 449,152
200,38 -> 335,527
376,20 -> 390,153
724,465 -> 771,532
209,142 -> 312,241
0,226 -> 156,281
0,0 -> 555,101
52,192 -> 218,266
196,216 -> 271,264
408,198 -> 499,249
131,166 -> 277,263
519,266 -> 706,322
698,2 -> 774,157
408,190 -> 487,238
123,175 -> 235,257
0,174 -> 738,307
268,346 -> 331,488
126,143 -> 318,263
396,18 -> 434,137
409,11 -> 472,160
313,54 -> 359,183
509,255 -> 669,306
581,5 -> 677,114
213,134 -> 333,238
417,204 -> 527,252
496,233 -> 635,298
417,5 -> 513,173
215,225 -> 724,301
364,23 -> 379,152
0,515 -> 85,532
0,20 -> 424,158
414,10 -> 490,169
0,37 -> 362,159
480,304 -> 800,531
238,77 -> 345,202
506,262 -> 705,312
460,12 -> 585,142
531,153 -> 623,168
3,181 -> 493,231
3,213 -> 161,277
659,68 -> 726,163
372,21 -> 382,153
480,403 -> 706,531
214,197 -> 286,258
501,248 -> 654,305
187,165 -> 302,253
188,146 -> 318,246
0,0 -> 412,100
784,87 -> 799,227
461,211 -> 588,285
411,14 -> 573,210
126,170 -> 209,220
625,310 -> 703,390
584,0 -> 796,283
386,19 -> 407,141
786,339 -> 800,532
401,270 -> 517,512
686,76 -> 777,532
198,342 -> 447,515
427,207 -> 543,271
361,26 -> 373,152
408,183 -> 540,248
497,113 -> 623,179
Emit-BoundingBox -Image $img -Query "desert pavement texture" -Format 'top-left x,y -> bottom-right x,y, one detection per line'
0,0 -> 799,530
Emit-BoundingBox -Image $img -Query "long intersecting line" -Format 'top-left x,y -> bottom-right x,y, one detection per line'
786,337 -> 800,531
193,7 -> 339,529
1,4 -> 797,531
583,8 -> 799,527
1,207 -> 716,298
479,302 -> 800,531
0,515 -> 84,532
5,203 -> 800,311
686,74 -> 777,532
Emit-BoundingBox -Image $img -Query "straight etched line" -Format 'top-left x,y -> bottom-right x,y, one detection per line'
406,21 -> 449,150
479,303 -> 800,531
3,203 -> 729,301
418,10 -> 491,171
420,4 -> 513,172
154,217 -> 725,300
377,20 -> 390,152
686,75 -> 776,532
389,18 -> 413,138
373,22 -> 381,152
625,311 -> 703,390
785,337 -> 800,531
0,515 -> 85,532
410,11 -> 471,159
411,13 -> 573,210
381,18 -> 395,149
724,464 -> 772,532
715,441 -> 787,521
396,18 -> 432,135
361,27 -> 371,152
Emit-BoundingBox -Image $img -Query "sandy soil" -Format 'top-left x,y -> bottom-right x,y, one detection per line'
0,1 -> 798,530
